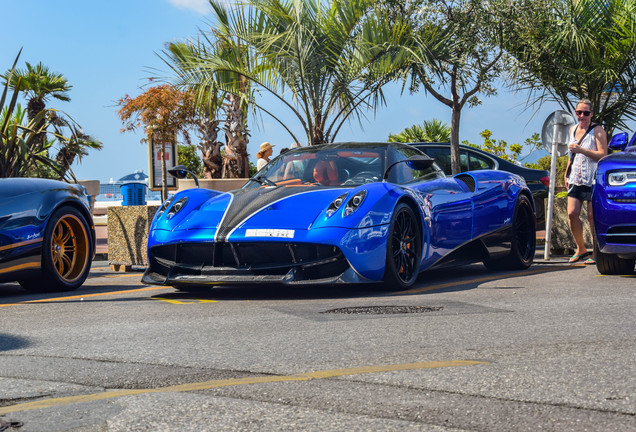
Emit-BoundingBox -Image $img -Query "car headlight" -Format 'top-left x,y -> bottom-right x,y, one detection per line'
166,197 -> 188,219
157,196 -> 174,216
344,190 -> 367,216
608,171 -> 636,186
326,193 -> 348,217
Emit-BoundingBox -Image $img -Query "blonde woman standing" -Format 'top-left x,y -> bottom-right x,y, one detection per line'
564,99 -> 608,264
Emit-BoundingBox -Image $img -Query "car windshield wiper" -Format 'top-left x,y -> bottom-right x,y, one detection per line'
251,176 -> 277,186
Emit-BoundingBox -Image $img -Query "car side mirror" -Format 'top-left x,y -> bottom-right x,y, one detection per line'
608,132 -> 629,152
168,165 -> 200,187
383,155 -> 435,181
406,156 -> 436,171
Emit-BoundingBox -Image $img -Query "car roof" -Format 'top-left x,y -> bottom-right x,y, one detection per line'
321,141 -> 427,151
409,142 -> 547,175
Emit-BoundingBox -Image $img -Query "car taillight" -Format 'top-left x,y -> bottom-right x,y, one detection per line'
540,176 -> 550,188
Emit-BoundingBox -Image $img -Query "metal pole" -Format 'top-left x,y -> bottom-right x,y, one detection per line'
161,140 -> 167,202
544,122 -> 561,260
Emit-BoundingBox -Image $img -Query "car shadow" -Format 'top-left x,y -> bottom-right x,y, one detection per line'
150,263 -> 573,302
0,262 -> 574,304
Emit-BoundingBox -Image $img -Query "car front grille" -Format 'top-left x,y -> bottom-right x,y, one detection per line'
610,199 -> 636,203
149,242 -> 349,280
606,226 -> 636,245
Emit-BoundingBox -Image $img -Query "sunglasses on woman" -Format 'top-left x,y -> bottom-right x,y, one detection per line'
575,110 -> 591,116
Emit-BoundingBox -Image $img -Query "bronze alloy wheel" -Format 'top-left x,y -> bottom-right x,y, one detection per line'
20,206 -> 93,293
51,214 -> 90,282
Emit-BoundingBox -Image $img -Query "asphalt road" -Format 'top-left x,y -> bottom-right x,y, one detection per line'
0,258 -> 634,431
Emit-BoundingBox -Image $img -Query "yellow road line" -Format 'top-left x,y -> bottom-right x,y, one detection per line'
0,359 -> 487,415
395,265 -> 567,295
0,287 -> 169,308
153,297 -> 218,304
89,273 -> 144,279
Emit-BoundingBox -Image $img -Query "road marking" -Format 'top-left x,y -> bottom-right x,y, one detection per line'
153,297 -> 218,304
89,273 -> 144,279
395,266 -> 568,295
0,359 -> 487,415
0,287 -> 169,308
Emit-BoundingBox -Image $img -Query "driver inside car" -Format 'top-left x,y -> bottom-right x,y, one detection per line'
313,160 -> 339,185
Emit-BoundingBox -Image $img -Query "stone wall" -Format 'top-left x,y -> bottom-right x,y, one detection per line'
107,205 -> 159,267
548,197 -> 593,255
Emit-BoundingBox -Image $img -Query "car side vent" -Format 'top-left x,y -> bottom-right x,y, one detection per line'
455,174 -> 476,192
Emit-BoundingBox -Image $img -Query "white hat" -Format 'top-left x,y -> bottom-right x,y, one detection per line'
290,142 -> 302,149
259,142 -> 274,152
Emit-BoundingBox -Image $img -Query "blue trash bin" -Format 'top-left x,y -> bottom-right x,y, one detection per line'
120,182 -> 147,206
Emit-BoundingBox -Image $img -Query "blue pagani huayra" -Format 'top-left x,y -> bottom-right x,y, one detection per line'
0,178 -> 95,292
142,142 -> 536,290
593,133 -> 636,274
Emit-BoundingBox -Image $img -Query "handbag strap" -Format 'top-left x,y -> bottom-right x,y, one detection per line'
566,123 -> 597,178
573,123 -> 597,146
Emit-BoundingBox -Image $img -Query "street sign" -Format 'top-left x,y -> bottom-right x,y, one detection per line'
147,141 -> 178,191
541,110 -> 575,157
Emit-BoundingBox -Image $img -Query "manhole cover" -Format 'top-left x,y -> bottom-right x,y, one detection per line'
322,305 -> 444,315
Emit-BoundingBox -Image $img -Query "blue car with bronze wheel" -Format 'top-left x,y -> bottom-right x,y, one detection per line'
0,178 -> 95,292
143,142 -> 536,290
592,133 -> 636,274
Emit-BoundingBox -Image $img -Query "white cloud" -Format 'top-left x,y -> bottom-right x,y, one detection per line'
166,0 -> 210,14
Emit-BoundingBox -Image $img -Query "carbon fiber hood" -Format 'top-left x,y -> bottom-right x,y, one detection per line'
173,186 -> 347,240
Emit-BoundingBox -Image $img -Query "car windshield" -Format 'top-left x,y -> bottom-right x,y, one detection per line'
246,147 -> 385,188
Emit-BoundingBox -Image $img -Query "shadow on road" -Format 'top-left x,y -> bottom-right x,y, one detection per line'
0,261 -> 575,304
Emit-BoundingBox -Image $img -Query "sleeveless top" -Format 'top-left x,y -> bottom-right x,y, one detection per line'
567,125 -> 597,187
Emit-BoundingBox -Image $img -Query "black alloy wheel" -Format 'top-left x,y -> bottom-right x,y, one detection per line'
484,194 -> 535,270
384,203 -> 422,290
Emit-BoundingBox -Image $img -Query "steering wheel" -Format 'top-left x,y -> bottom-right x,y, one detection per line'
343,171 -> 379,185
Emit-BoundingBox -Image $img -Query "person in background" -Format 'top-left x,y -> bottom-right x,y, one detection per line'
256,142 -> 274,171
564,98 -> 608,264
284,142 -> 304,179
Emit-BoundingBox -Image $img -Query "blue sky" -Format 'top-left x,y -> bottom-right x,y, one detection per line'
3,0 -> 571,183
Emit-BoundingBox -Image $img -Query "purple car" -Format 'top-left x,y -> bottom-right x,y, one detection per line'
592,132 -> 636,274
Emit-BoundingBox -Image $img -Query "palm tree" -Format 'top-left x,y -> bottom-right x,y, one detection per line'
163,41 -> 227,178
165,6 -> 253,179
2,61 -> 71,127
1,60 -> 101,179
208,5 -> 253,178
54,124 -> 103,179
394,0 -> 506,174
0,53 -> 63,178
172,0 -> 449,147
388,119 -> 451,143
504,0 -> 636,134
